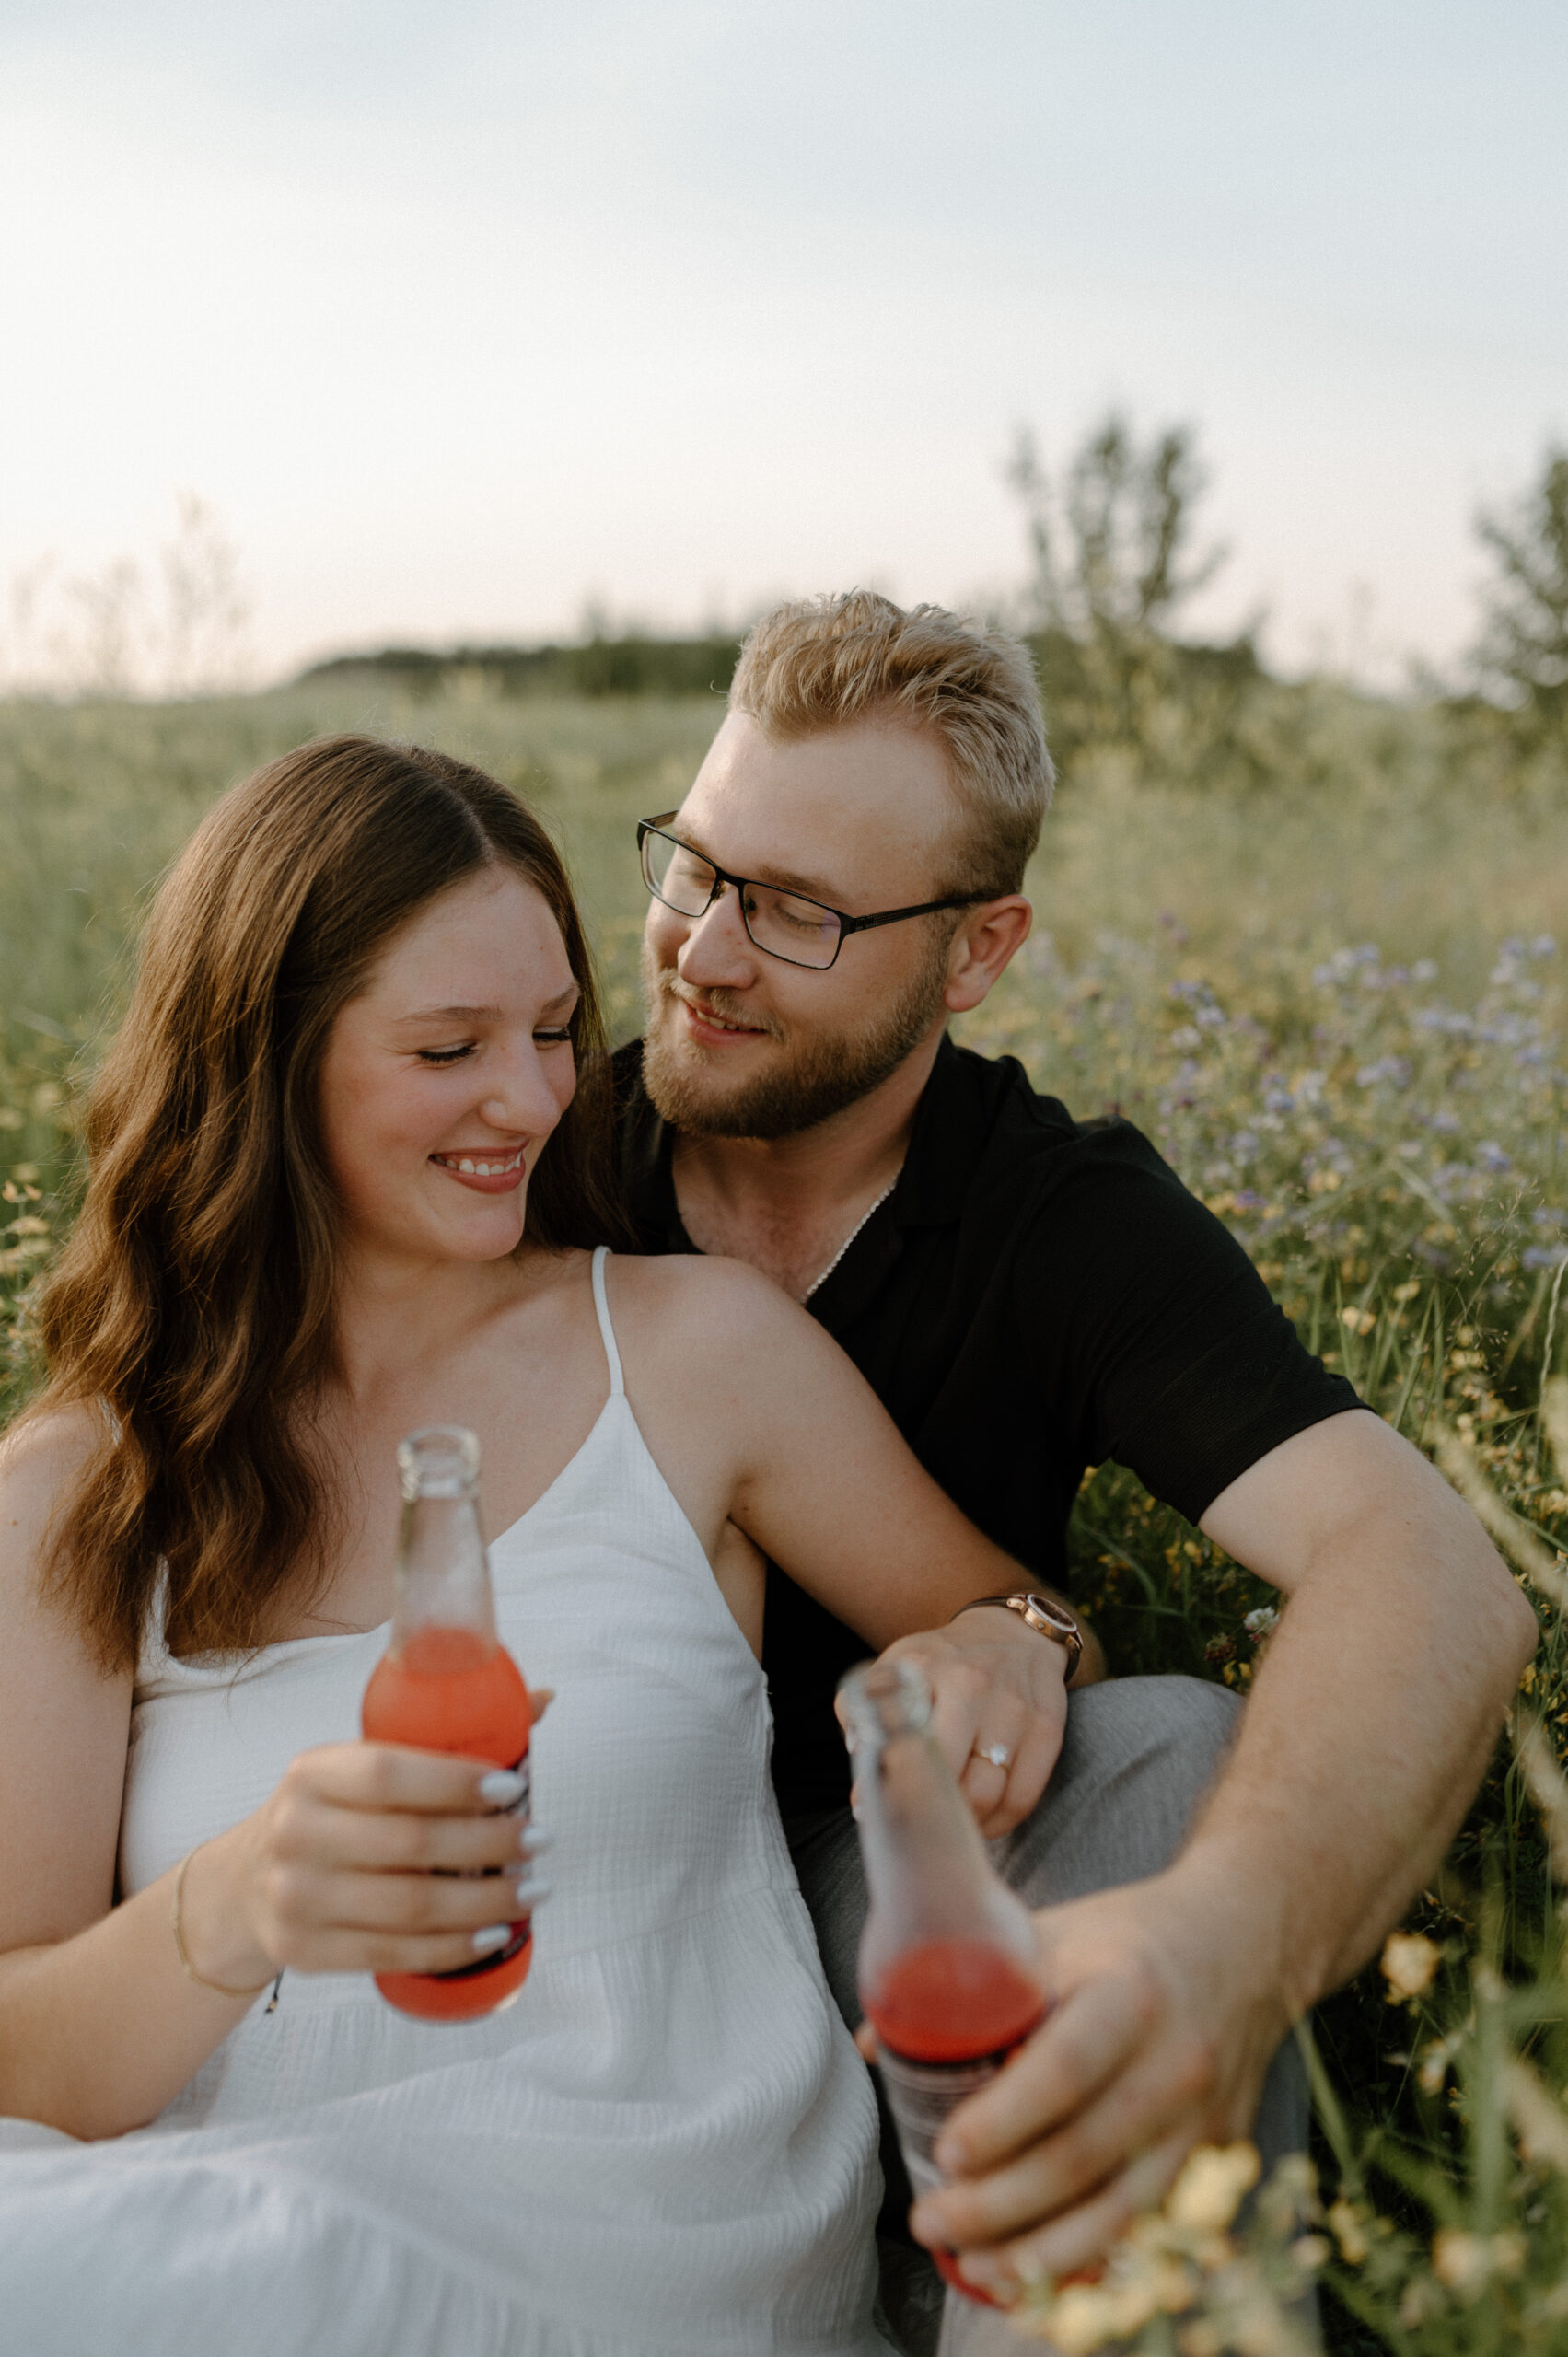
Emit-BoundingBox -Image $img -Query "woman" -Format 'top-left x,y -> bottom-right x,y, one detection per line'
0,738 -> 1061,2356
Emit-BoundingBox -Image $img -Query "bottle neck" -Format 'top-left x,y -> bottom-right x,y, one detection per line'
391,1425 -> 497,1653
391,1492 -> 497,1650
841,1660 -> 1037,1970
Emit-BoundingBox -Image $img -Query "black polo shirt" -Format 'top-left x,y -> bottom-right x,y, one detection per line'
614,1033 -> 1359,1817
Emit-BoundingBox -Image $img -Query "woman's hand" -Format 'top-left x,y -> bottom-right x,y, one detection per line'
870,1617 -> 1074,1838
179,1706 -> 553,1989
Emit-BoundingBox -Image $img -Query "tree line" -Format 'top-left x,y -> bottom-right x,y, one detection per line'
299,424 -> 1568,784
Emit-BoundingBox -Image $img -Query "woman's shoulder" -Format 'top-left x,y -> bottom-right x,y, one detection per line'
0,1398 -> 106,1516
0,1401 -> 122,1669
604,1248 -> 801,1331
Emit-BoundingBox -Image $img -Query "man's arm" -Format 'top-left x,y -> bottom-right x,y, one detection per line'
904,1408 -> 1538,2294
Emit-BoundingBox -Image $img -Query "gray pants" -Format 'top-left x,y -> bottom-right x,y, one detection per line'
784,1674 -> 1307,2357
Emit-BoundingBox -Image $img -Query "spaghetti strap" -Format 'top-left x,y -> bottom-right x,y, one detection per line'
590,1246 -> 625,1398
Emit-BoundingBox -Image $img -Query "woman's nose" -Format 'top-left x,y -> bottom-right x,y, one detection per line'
481,1043 -> 567,1132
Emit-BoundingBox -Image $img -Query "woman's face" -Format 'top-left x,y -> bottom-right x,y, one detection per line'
318,865 -> 579,1269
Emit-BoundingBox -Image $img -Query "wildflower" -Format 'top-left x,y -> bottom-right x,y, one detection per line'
1504,2058 -> 1568,2173
1380,1932 -> 1440,2002
1243,1607 -> 1279,1640
1340,1306 -> 1376,1335
1167,2143 -> 1260,2234
1432,2231 -> 1486,2293
1431,2228 -> 1525,2293
1326,2200 -> 1369,2264
1355,1057 -> 1411,1089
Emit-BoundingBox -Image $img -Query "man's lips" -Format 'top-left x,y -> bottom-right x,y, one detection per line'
675,995 -> 772,1050
430,1144 -> 528,1195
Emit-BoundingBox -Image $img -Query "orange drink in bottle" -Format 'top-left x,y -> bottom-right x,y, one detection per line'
362,1425 -> 533,2021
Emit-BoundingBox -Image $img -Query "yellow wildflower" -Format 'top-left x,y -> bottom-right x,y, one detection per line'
1380,1931 -> 1440,2001
1167,2142 -> 1261,2233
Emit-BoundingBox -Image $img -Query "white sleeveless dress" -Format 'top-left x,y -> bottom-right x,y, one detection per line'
0,1250 -> 889,2357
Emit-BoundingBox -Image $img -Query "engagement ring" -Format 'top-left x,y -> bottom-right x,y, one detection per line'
976,1742 -> 1013,1771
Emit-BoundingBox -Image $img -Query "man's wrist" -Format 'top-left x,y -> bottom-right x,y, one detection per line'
1159,1835 -> 1317,2022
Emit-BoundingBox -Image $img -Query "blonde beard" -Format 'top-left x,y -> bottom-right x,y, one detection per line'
639,937 -> 950,1140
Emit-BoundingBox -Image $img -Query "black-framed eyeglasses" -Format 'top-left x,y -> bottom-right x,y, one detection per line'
637,813 -> 985,972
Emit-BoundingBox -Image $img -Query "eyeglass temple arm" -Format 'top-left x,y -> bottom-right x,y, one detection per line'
840,894 -> 984,936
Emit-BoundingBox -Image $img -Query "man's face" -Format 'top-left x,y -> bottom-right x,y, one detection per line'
640,710 -> 965,1139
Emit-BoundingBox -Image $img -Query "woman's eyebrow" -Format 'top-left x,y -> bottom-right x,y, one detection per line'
395,1003 -> 501,1024
394,986 -> 579,1025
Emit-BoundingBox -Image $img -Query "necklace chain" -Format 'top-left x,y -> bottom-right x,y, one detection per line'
801,1173 -> 901,1302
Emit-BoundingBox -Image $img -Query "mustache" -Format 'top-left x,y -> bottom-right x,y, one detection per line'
652,968 -> 785,1044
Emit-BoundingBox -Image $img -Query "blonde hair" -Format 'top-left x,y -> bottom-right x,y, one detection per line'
728,591 -> 1052,893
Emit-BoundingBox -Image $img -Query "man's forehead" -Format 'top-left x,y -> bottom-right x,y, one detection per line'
678,712 -> 955,899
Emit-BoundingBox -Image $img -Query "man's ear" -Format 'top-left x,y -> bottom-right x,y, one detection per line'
944,896 -> 1033,1016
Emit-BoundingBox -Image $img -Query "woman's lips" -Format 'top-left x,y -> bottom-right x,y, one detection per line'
430,1146 -> 528,1195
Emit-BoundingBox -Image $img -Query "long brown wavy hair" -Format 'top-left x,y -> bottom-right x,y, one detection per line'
27,735 -> 628,1670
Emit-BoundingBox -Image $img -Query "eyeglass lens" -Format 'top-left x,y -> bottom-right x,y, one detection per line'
643,831 -> 842,970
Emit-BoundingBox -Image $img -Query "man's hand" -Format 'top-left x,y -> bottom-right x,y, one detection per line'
898,1859 -> 1287,2299
868,1608 -> 1085,1837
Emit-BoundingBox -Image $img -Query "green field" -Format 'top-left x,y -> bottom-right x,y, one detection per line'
3,680 -> 1568,2349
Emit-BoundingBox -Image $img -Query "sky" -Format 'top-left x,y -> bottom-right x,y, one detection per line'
1,0 -> 1564,688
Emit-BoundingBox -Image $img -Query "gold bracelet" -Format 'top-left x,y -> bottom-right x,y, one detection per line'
171,1846 -> 277,1998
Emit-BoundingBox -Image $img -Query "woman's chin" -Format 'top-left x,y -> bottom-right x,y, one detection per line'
394,1203 -> 531,1267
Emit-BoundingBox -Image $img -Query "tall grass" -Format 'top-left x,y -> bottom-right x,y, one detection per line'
2,680 -> 1566,2349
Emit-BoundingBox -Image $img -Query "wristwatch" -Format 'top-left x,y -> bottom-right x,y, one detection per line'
953,1591 -> 1084,1682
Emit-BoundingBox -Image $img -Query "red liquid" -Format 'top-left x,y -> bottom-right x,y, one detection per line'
865,1938 -> 1045,2305
362,1627 -> 533,2022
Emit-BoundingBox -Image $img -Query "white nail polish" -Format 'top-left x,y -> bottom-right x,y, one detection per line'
479,1770 -> 526,1806
471,1923 -> 513,1954
518,1827 -> 552,1856
513,1876 -> 551,1910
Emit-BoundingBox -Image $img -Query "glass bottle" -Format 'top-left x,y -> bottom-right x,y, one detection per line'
840,1656 -> 1045,2302
361,1425 -> 534,2021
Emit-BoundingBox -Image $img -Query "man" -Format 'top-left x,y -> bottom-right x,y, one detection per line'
613,592 -> 1534,2335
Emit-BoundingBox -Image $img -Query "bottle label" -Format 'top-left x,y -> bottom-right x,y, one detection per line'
431,1749 -> 531,1983
877,2038 -> 1025,2199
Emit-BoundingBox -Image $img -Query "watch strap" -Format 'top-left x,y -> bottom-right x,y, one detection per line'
952,1590 -> 1084,1681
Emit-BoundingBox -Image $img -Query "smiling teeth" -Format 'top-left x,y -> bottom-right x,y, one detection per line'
443,1152 -> 523,1177
691,1005 -> 760,1033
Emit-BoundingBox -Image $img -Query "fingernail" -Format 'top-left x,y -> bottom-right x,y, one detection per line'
479,1770 -> 527,1806
471,1923 -> 513,1953
958,2253 -> 1020,2302
512,1875 -> 551,1910
517,1826 -> 552,1857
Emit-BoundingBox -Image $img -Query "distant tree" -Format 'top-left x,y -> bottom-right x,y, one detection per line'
1005,414 -> 1257,768
1474,447 -> 1568,738
1006,412 -> 1225,644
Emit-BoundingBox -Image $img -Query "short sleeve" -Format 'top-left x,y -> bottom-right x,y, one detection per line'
1020,1125 -> 1362,1525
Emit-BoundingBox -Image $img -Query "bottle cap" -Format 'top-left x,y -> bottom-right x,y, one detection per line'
838,1656 -> 933,1755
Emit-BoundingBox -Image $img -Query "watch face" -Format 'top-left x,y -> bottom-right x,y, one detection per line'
1026,1595 -> 1077,1636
